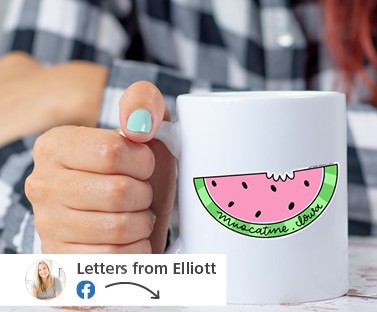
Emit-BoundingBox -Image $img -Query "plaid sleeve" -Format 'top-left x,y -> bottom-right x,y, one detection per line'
0,0 -> 131,63
0,136 -> 39,253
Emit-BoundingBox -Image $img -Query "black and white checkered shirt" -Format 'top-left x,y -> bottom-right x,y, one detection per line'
0,0 -> 376,253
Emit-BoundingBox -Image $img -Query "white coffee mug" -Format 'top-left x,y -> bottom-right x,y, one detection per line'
155,91 -> 348,304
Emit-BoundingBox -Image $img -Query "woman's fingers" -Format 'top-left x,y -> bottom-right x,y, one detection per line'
34,206 -> 154,245
33,126 -> 155,180
26,125 -> 157,253
52,170 -> 153,213
119,81 -> 169,143
119,81 -> 177,253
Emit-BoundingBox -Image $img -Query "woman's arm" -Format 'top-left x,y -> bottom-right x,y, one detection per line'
30,286 -> 37,298
0,52 -> 108,147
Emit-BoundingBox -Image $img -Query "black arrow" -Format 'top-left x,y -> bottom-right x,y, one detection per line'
105,282 -> 160,299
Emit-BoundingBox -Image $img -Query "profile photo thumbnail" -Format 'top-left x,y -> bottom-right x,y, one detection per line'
25,259 -> 66,300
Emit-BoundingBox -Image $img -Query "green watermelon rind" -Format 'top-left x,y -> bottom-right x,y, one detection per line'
193,164 -> 338,238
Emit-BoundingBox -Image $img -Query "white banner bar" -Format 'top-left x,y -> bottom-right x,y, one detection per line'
0,254 -> 226,306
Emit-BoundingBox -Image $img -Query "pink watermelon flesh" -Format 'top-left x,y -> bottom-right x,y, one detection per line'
204,167 -> 323,223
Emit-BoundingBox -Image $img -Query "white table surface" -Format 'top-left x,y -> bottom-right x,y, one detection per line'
2,236 -> 376,312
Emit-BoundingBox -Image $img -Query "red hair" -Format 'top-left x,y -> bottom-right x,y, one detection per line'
322,0 -> 377,105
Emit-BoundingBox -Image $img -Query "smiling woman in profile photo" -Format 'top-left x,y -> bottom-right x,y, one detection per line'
30,261 -> 62,300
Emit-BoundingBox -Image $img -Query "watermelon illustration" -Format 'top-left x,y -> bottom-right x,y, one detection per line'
193,164 -> 338,238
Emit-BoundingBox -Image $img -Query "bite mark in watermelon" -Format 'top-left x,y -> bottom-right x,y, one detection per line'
193,164 -> 338,238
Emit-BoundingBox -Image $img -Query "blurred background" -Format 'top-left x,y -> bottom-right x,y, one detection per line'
0,0 -> 9,42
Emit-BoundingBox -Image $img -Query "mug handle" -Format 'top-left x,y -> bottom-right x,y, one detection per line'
154,121 -> 180,158
119,121 -> 182,253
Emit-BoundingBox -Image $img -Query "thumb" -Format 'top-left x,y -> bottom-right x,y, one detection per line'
119,81 -> 169,143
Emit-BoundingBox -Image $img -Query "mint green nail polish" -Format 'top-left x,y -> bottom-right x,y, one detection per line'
126,109 -> 152,134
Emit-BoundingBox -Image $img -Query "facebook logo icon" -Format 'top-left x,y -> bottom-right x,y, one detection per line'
77,280 -> 95,299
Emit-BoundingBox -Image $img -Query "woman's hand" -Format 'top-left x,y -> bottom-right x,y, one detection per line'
0,51 -> 108,146
31,287 -> 37,298
55,291 -> 62,298
25,81 -> 177,254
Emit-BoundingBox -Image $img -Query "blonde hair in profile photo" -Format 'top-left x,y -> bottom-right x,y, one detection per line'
35,261 -> 54,294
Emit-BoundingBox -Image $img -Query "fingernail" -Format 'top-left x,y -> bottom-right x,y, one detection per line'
126,109 -> 152,134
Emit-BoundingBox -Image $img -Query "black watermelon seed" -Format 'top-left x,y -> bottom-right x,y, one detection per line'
304,180 -> 310,187
288,202 -> 295,210
271,185 -> 277,192
228,201 -> 234,208
242,182 -> 248,189
212,180 -> 217,187
255,210 -> 261,218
